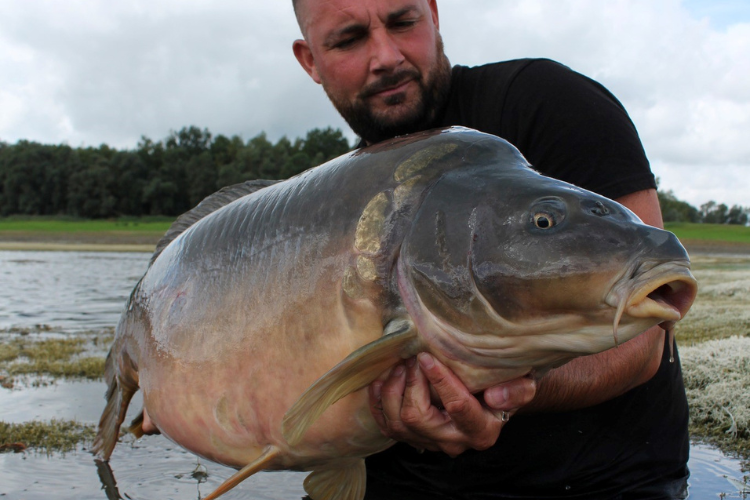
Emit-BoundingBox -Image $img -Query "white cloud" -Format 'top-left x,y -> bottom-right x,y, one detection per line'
436,0 -> 749,207
0,0 -> 747,208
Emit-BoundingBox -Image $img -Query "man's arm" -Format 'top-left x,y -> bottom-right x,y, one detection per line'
370,188 -> 666,455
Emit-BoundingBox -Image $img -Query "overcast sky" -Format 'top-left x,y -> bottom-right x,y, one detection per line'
1,0 -> 748,208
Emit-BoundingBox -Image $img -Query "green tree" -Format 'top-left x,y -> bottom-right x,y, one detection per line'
701,201 -> 729,224
726,205 -> 749,225
67,149 -> 117,218
0,126 -> 353,218
301,127 -> 351,164
657,190 -> 700,223
186,151 -> 218,207
112,151 -> 150,216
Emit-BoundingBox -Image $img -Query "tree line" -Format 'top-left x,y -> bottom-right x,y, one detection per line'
0,126 -> 351,218
658,190 -> 748,225
0,126 -> 745,224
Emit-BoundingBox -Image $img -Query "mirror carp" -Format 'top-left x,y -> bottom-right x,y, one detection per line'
93,127 -> 697,500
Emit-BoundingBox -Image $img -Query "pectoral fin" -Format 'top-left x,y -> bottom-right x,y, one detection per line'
282,320 -> 419,446
304,460 -> 366,500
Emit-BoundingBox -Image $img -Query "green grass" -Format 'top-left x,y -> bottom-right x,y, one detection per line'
0,328 -> 114,387
0,216 -> 174,233
665,222 -> 750,244
0,420 -> 96,455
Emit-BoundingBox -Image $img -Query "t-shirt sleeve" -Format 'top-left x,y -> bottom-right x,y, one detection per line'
497,59 -> 656,200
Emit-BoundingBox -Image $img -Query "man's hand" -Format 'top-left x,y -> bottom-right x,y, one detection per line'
368,353 -> 537,457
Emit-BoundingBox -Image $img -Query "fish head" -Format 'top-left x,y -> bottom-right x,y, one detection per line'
397,137 -> 697,374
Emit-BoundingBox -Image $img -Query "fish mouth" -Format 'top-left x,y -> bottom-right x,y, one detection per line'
609,260 -> 697,344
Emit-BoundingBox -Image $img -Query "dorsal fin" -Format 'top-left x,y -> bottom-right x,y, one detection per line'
150,179 -> 280,265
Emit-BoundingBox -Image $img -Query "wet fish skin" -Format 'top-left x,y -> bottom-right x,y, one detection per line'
93,127 -> 697,500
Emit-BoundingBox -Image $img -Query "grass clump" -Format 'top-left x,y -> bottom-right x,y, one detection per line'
0,342 -> 21,363
682,336 -> 750,459
0,331 -> 111,386
6,354 -> 106,379
0,419 -> 96,455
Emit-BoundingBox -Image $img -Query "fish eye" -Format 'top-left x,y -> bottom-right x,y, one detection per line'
529,197 -> 566,231
534,212 -> 555,229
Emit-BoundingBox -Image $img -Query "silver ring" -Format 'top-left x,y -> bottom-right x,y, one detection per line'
501,411 -> 509,422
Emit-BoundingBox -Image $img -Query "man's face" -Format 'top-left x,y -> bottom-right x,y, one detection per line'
293,0 -> 452,144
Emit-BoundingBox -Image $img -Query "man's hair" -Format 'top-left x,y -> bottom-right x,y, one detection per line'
292,0 -> 303,31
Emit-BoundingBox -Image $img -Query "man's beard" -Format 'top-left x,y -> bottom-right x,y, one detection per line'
324,38 -> 452,145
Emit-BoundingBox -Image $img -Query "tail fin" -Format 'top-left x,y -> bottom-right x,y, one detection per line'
92,348 -> 139,460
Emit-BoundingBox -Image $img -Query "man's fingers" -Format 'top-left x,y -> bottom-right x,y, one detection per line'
368,380 -> 386,431
379,364 -> 409,435
417,353 -> 500,446
400,356 -> 448,426
369,353 -> 521,456
483,376 -> 537,411
401,357 -> 432,412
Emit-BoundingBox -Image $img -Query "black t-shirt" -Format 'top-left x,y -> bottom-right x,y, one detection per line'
364,59 -> 688,499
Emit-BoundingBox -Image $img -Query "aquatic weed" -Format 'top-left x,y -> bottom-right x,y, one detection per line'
682,335 -> 750,462
0,331 -> 110,385
0,419 -> 96,455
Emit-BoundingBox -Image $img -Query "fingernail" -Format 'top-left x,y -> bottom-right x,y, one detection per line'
393,365 -> 405,377
372,381 -> 382,399
417,352 -> 434,370
485,386 -> 508,408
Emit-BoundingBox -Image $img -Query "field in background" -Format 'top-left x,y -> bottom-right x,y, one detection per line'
0,217 -> 173,251
0,216 -> 174,234
666,222 -> 750,244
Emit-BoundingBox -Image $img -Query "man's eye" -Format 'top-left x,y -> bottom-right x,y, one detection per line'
333,36 -> 360,50
391,19 -> 416,30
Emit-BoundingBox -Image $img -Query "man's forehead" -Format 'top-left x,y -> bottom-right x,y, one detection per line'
298,0 -> 426,37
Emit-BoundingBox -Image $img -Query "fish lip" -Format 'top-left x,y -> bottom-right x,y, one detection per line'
607,259 -> 698,328
628,269 -> 697,321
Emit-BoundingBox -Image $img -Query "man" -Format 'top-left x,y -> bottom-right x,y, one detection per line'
291,1 -> 689,498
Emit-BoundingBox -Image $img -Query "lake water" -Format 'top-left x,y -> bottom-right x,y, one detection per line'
0,250 -> 747,499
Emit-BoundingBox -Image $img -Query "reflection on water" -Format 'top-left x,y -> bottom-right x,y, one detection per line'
689,444 -> 748,498
0,437 -> 308,500
0,251 -> 747,499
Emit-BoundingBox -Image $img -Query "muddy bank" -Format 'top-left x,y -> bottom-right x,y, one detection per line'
0,231 -> 160,252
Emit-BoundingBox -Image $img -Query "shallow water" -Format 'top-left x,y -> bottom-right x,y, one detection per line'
0,251 -> 148,332
0,250 -> 747,499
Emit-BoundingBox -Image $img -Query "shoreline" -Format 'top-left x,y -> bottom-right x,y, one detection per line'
0,241 -> 155,252
0,232 -> 160,253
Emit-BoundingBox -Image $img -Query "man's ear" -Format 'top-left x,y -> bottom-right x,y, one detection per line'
427,0 -> 440,30
293,39 -> 322,84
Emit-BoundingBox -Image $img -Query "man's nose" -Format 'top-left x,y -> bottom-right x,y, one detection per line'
369,30 -> 405,73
